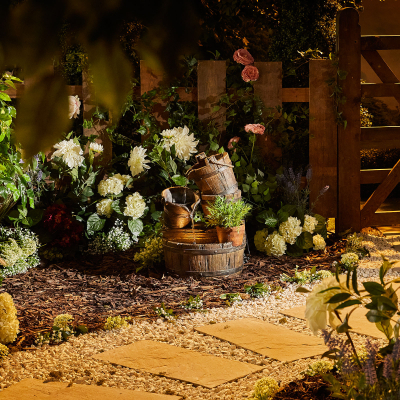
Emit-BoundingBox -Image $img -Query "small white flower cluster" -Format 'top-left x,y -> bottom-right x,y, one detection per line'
51,139 -> 84,169
182,295 -> 203,310
128,146 -> 150,177
89,142 -> 103,153
250,377 -> 279,400
160,125 -> 199,161
53,314 -> 74,333
341,252 -> 359,269
265,231 -> 287,257
154,304 -> 175,321
304,359 -> 333,377
98,175 -> 124,196
87,220 -> 135,255
96,198 -> 113,218
303,214 -> 318,233
313,234 -> 326,251
123,192 -> 146,219
279,216 -> 302,244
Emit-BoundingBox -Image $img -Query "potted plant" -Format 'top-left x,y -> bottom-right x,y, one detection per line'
205,196 -> 252,246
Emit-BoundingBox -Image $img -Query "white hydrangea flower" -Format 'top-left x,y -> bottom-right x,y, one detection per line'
113,173 -> 132,187
265,231 -> 286,257
98,176 -> 124,197
160,125 -> 199,161
313,234 -> 326,251
51,139 -> 84,169
89,142 -> 103,153
128,146 -> 150,177
254,228 -> 269,253
123,192 -> 146,219
341,252 -> 359,268
68,95 -> 81,119
279,217 -> 302,244
303,215 -> 318,234
96,198 -> 113,218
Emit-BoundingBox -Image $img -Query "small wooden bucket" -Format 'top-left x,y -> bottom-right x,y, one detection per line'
201,189 -> 242,217
161,187 -> 200,229
187,152 -> 238,196
163,236 -> 245,277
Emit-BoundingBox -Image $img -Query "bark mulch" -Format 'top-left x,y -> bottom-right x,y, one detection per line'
0,235 -> 345,352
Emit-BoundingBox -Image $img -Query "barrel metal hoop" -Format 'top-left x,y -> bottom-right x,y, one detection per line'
166,265 -> 243,277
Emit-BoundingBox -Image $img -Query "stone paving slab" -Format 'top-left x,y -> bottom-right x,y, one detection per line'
280,305 -> 387,340
0,378 -> 182,399
195,318 -> 327,362
92,340 -> 262,388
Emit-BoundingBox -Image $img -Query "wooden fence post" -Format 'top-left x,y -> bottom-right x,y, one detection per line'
309,59 -> 337,218
197,60 -> 226,136
253,62 -> 282,162
336,8 -> 361,232
82,70 -> 112,164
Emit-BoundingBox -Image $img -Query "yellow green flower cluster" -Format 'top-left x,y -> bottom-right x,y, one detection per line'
265,231 -> 286,257
0,292 -> 19,344
104,315 -> 131,331
53,314 -> 74,333
250,377 -> 279,400
0,343 -> 9,359
305,359 -> 333,376
134,236 -> 163,268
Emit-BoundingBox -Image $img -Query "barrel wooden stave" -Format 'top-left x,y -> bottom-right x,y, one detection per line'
162,225 -> 218,244
163,239 -> 245,277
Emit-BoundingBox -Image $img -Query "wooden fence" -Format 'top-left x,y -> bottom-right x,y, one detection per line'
4,59 -> 338,221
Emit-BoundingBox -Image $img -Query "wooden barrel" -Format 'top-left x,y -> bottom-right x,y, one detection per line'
163,224 -> 218,244
201,189 -> 242,217
163,237 -> 245,277
161,187 -> 200,229
186,152 -> 238,196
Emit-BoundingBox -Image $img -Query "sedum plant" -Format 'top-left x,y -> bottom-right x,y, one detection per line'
205,196 -> 252,229
0,292 -> 19,344
104,315 -> 131,331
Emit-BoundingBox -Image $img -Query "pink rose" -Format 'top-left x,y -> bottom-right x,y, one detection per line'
233,49 -> 254,66
68,95 -> 81,119
228,136 -> 240,149
241,65 -> 259,82
245,124 -> 265,135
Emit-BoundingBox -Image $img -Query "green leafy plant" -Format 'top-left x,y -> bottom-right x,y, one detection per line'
181,295 -> 203,310
154,303 -> 175,321
244,283 -> 271,298
220,293 -> 242,306
280,265 -> 333,285
205,196 -> 252,229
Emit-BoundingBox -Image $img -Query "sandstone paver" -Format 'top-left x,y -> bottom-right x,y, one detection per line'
0,378 -> 182,399
195,317 -> 327,362
92,340 -> 262,388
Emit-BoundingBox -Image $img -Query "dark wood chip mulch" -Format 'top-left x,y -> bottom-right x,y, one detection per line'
0,235 -> 345,352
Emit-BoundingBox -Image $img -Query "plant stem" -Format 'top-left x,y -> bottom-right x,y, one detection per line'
249,133 -> 256,163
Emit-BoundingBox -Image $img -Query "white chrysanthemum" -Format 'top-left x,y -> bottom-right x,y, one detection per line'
128,146 -> 150,177
98,176 -> 124,197
96,199 -> 113,218
303,215 -> 318,234
113,173 -> 132,187
305,275 -> 352,335
123,192 -> 146,219
279,217 -> 302,244
254,228 -> 269,253
341,252 -> 359,268
51,139 -> 84,169
0,293 -> 19,344
265,231 -> 286,257
68,95 -> 81,119
89,142 -> 103,153
160,126 -> 198,161
313,234 -> 326,251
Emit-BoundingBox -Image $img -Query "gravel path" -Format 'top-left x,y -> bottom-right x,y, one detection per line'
0,232 -> 398,399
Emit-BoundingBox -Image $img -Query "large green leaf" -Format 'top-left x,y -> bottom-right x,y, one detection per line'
128,219 -> 143,237
14,74 -> 69,158
363,282 -> 385,296
296,231 -> 313,250
87,213 -> 105,234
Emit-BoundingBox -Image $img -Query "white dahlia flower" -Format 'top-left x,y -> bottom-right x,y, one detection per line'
123,192 -> 146,219
160,125 -> 198,161
89,142 -> 103,153
51,139 -> 84,169
96,198 -> 113,218
128,146 -> 150,177
68,95 -> 81,119
313,234 -> 326,251
305,275 -> 352,335
303,215 -> 318,234
279,217 -> 302,245
265,231 -> 286,257
98,176 -> 124,197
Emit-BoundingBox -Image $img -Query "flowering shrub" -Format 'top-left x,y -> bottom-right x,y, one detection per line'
0,225 -> 40,277
133,236 -> 163,271
0,292 -> 19,344
249,377 -> 279,400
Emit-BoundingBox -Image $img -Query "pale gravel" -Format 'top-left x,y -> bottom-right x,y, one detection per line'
0,232 -> 398,399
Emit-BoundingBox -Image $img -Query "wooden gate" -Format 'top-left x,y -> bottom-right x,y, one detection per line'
337,8 -> 400,232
